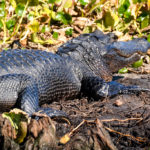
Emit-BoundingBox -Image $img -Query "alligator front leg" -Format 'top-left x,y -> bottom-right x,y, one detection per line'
81,76 -> 150,99
20,78 -> 68,118
0,74 -> 67,118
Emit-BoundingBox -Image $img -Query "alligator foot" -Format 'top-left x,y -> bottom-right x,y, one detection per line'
32,107 -> 69,122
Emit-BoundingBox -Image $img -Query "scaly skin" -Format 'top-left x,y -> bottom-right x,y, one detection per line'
0,30 -> 150,117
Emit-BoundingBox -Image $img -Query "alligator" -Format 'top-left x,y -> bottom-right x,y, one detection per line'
0,30 -> 150,117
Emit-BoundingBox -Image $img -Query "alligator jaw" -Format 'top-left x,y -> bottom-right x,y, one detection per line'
113,48 -> 148,58
104,39 -> 150,72
107,38 -> 150,57
104,52 -> 141,73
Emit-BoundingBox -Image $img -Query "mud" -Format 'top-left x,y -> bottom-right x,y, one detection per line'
0,73 -> 150,150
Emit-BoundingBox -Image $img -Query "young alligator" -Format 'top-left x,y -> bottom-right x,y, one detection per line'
0,30 -> 150,117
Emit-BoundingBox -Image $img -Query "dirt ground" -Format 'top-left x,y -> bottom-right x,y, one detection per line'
0,72 -> 150,150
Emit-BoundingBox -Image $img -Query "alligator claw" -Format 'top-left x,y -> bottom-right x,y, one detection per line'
39,107 -> 68,117
32,107 -> 69,122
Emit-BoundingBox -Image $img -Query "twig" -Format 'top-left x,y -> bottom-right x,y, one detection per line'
96,119 -> 118,150
101,117 -> 143,122
105,126 -> 147,143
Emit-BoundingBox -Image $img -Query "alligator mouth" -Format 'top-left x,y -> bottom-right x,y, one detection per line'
113,48 -> 149,58
107,38 -> 150,59
104,48 -> 146,73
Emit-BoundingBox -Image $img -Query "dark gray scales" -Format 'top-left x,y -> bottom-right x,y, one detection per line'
0,50 -> 81,117
0,30 -> 150,117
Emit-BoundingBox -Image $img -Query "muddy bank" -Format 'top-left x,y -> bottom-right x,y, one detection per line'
0,73 -> 150,150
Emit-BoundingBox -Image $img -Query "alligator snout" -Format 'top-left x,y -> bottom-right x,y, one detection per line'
104,38 -> 150,73
108,38 -> 150,57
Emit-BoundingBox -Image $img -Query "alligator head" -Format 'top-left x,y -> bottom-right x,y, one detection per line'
57,30 -> 150,81
103,38 -> 150,73
84,30 -> 150,73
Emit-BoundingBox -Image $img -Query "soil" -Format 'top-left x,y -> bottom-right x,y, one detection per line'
0,73 -> 150,150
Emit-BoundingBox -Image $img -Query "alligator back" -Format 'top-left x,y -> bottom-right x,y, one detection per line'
0,49 -> 61,76
0,49 -> 81,104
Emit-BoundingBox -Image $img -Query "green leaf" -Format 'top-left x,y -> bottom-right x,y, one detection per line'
55,0 -> 62,3
41,25 -> 50,33
53,31 -> 59,39
79,0 -> 89,6
63,0 -> 72,9
133,0 -> 147,2
27,13 -> 34,21
15,4 -> 25,16
55,12 -> 63,20
132,0 -> 141,3
31,32 -> 38,42
10,0 -> 17,8
2,109 -> 28,144
83,26 -> 92,33
132,59 -> 143,68
15,0 -> 39,6
147,34 -> 150,43
132,0 -> 139,3
124,8 -> 131,19
3,48 -> 8,50
43,8 -> 56,19
104,11 -> 115,28
0,2 -> 5,17
118,67 -> 128,74
65,28 -> 73,36
55,12 -> 72,24
141,16 -> 149,29
112,12 -> 119,26
3,112 -> 22,130
137,10 -> 150,29
48,0 -> 56,3
118,0 -> 130,16
48,0 -> 62,3
31,33 -> 55,44
29,20 -> 39,32
6,19 -> 16,30
0,20 -> 3,29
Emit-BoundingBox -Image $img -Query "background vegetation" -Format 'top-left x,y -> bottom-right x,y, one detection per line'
0,0 -> 150,47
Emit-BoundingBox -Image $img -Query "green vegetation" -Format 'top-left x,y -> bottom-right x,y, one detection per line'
0,0 -> 149,45
132,58 -> 143,68
118,67 -> 128,74
2,109 -> 28,143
